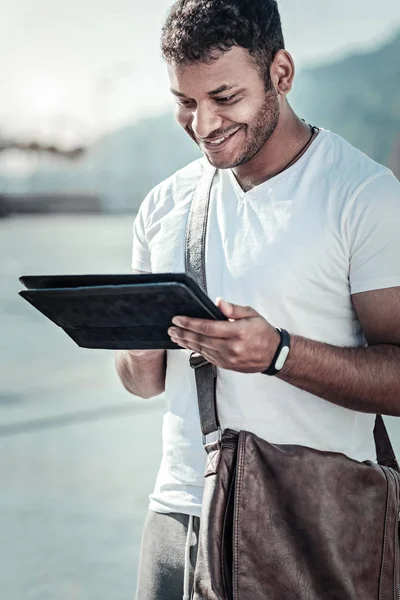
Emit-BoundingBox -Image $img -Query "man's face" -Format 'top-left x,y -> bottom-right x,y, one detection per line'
168,46 -> 280,169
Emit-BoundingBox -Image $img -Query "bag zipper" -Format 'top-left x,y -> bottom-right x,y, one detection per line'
397,508 -> 400,600
221,466 -> 236,600
390,470 -> 400,600
385,468 -> 400,600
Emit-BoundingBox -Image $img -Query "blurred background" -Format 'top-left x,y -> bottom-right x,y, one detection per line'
0,1 -> 399,598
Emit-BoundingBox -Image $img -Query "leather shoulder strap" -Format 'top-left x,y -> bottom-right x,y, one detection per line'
185,161 -> 217,294
185,163 -> 400,467
185,161 -> 220,437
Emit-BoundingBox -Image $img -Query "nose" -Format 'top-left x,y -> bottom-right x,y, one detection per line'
191,104 -> 222,140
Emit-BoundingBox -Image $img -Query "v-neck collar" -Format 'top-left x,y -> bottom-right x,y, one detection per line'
226,128 -> 326,201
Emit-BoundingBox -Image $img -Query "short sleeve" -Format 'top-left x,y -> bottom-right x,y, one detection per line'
131,199 -> 152,272
347,172 -> 400,294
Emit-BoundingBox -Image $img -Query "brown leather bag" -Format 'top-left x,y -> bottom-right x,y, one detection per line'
185,162 -> 400,600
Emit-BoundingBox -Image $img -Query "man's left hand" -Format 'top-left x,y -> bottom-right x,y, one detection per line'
168,298 -> 281,373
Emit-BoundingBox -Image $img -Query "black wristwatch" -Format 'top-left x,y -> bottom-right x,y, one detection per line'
262,328 -> 291,376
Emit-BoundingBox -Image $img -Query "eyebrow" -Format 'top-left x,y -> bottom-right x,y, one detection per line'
170,84 -> 239,98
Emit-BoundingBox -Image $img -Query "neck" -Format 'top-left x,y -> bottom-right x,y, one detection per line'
232,107 -> 314,191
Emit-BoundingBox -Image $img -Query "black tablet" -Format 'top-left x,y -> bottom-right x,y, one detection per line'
18,273 -> 227,350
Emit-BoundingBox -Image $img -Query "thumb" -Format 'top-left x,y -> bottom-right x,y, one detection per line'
216,298 -> 258,320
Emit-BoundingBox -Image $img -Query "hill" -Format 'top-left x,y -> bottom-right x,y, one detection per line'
290,31 -> 400,170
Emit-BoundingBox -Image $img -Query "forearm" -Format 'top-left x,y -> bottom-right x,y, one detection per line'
115,349 -> 166,399
278,336 -> 400,415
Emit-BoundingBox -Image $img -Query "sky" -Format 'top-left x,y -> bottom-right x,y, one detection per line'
0,0 -> 399,147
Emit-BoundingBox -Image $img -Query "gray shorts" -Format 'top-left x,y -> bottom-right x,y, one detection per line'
135,510 -> 200,600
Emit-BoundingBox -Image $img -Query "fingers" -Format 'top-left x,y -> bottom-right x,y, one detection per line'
171,303 -> 259,337
216,298 -> 259,320
171,316 -> 234,338
170,331 -> 223,366
169,327 -> 222,353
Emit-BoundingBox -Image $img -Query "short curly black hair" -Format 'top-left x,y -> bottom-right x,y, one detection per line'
161,0 -> 285,88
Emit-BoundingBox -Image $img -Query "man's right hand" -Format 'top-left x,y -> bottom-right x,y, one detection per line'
115,348 -> 166,398
115,270 -> 167,398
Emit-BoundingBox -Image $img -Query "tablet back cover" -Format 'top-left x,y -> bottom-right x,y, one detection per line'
18,275 -> 225,350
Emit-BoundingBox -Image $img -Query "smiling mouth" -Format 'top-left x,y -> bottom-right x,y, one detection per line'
200,127 -> 242,151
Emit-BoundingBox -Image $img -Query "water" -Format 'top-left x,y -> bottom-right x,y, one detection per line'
0,215 -> 164,600
2,215 -> 400,600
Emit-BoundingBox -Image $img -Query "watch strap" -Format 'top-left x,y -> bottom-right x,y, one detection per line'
263,328 -> 290,376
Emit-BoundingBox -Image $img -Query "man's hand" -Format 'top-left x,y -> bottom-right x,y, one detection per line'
168,298 -> 280,373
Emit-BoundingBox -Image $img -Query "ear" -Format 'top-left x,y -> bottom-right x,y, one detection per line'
270,50 -> 295,96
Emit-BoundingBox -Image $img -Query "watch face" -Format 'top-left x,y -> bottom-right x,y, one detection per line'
275,346 -> 290,370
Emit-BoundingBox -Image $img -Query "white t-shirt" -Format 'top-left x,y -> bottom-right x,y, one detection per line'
131,129 -> 400,518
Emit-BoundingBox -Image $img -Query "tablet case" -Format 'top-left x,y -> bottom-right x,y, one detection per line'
18,273 -> 226,350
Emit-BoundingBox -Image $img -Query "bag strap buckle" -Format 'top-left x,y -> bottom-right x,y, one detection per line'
202,427 -> 222,446
189,353 -> 210,370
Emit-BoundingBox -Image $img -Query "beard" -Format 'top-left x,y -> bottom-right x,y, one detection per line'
202,86 -> 280,170
231,87 -> 280,168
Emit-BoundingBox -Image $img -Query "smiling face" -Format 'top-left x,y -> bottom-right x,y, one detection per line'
168,46 -> 281,169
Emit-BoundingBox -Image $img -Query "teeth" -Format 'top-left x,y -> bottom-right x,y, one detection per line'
209,136 -> 226,145
206,128 -> 240,146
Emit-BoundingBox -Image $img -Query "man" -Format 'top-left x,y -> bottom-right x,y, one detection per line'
115,1 -> 400,598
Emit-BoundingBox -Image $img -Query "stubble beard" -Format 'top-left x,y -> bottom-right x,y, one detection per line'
205,87 -> 280,170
